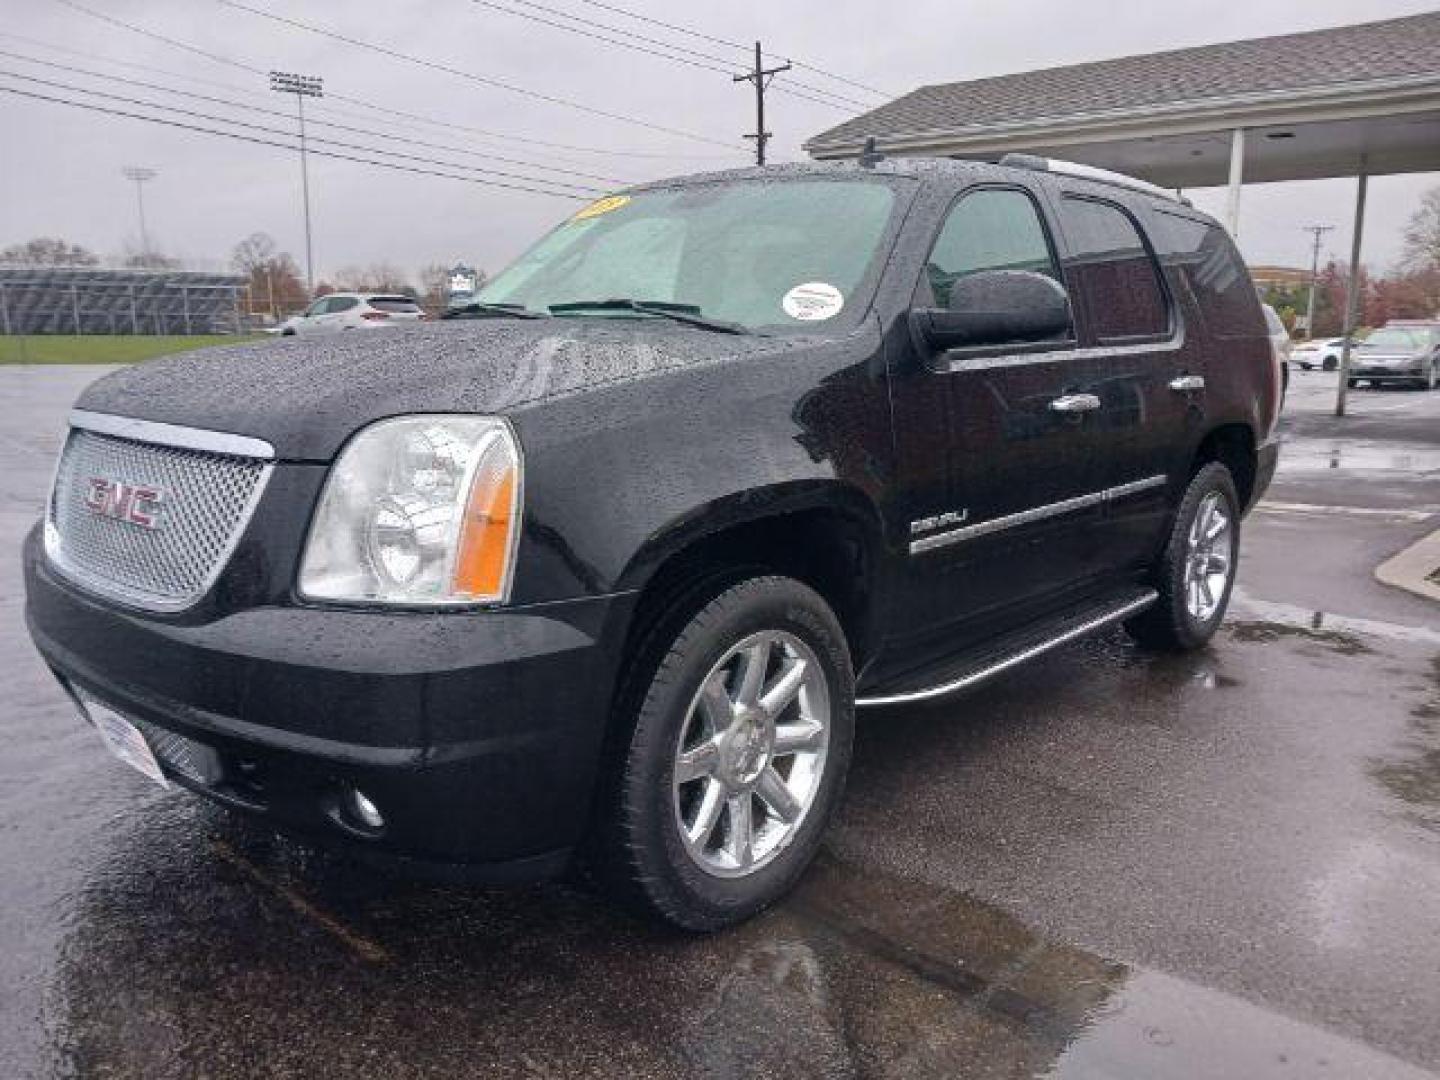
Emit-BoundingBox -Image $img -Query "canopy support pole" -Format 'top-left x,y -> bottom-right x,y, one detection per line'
1334,156 -> 1369,418
1225,128 -> 1245,237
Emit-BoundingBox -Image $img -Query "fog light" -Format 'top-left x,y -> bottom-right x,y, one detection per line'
345,788 -> 385,829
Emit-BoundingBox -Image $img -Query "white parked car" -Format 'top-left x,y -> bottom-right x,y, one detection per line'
279,293 -> 427,336
1261,304 -> 1292,395
1290,337 -> 1354,371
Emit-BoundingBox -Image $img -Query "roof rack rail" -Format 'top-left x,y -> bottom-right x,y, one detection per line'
998,153 -> 1191,206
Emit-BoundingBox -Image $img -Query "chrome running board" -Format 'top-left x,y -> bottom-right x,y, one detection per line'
856,588 -> 1157,708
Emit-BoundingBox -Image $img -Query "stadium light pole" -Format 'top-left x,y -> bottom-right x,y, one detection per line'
121,166 -> 157,263
269,71 -> 323,295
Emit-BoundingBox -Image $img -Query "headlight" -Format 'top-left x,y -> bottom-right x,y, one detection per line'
299,415 -> 522,606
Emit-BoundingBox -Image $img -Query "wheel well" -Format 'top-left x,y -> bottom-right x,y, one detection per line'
622,508 -> 878,676
1191,425 -> 1256,508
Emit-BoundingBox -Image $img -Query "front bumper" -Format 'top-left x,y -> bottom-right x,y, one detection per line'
23,526 -> 632,880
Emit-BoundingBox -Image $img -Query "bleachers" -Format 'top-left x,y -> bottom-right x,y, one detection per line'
0,266 -> 247,335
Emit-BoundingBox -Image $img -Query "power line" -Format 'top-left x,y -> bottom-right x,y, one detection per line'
0,73 -> 603,197
468,0 -> 874,111
0,68 -> 607,193
0,48 -> 633,184
0,84 -> 591,199
18,20 -> 732,160
215,0 -> 744,149
54,0 -> 263,75
567,0 -> 892,98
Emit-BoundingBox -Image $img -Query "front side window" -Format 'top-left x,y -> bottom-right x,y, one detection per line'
1060,197 -> 1171,342
478,178 -> 903,332
328,297 -> 359,313
922,187 -> 1061,308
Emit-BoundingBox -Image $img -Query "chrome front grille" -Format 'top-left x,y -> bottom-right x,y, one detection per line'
46,413 -> 274,611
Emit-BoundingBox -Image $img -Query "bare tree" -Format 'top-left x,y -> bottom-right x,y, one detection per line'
417,262 -> 448,311
231,232 -> 307,319
122,243 -> 181,270
1402,186 -> 1440,274
334,262 -> 413,294
1,237 -> 99,266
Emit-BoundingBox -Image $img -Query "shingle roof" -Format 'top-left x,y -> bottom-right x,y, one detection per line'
806,12 -> 1440,150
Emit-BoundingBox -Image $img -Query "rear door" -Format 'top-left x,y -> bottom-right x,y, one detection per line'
1046,190 -> 1202,573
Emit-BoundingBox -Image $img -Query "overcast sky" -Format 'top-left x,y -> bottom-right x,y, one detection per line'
1,0 -> 1435,283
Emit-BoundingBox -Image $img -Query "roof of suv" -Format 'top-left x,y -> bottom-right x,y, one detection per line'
626,158 -> 1205,217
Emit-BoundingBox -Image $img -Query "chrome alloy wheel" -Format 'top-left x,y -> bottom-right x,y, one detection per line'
671,630 -> 830,878
1183,491 -> 1233,622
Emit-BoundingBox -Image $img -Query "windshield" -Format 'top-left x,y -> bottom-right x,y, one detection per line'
1362,327 -> 1427,350
477,178 -> 901,331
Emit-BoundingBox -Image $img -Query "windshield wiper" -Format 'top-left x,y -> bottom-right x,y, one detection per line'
547,298 -> 752,335
441,301 -> 549,320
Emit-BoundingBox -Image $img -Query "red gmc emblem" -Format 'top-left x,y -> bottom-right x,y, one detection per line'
83,478 -> 166,530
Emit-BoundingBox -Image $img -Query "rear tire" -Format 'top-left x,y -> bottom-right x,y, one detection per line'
1126,463 -> 1240,652
599,575 -> 854,931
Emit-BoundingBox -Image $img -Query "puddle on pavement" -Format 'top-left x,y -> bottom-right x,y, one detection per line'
1228,619 -> 1374,656
40,802 -> 1437,1079
1230,590 -> 1440,648
1370,657 -> 1440,835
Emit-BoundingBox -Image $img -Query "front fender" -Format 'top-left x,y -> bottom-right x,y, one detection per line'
505,328 -> 892,606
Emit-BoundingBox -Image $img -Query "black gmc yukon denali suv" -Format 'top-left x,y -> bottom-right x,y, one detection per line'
24,158 -> 1279,929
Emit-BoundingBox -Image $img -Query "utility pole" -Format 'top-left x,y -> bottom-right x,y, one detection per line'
733,42 -> 790,166
121,166 -> 157,263
1301,224 -> 1334,341
269,71 -> 323,295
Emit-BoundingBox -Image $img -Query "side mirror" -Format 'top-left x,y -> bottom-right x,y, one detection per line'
911,269 -> 1071,352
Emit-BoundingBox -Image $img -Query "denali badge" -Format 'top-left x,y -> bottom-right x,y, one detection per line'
84,478 -> 166,530
911,509 -> 969,535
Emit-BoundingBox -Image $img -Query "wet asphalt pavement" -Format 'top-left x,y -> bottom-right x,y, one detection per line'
2,365 -> 1439,1079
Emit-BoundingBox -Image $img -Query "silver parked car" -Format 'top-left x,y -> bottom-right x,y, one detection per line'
279,293 -> 427,337
1347,321 -> 1440,390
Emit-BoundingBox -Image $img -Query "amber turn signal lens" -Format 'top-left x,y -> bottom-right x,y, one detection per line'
452,440 -> 519,600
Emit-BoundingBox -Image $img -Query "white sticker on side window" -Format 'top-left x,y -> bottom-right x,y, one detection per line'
782,282 -> 844,321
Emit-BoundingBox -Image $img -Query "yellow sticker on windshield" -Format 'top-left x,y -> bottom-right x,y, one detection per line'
571,194 -> 631,221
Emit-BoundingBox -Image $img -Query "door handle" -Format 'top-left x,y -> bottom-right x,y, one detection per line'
1049,393 -> 1101,413
1169,375 -> 1206,392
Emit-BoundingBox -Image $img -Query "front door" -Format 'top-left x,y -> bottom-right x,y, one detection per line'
886,183 -> 1108,655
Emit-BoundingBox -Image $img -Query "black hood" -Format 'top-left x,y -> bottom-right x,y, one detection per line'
76,320 -> 804,460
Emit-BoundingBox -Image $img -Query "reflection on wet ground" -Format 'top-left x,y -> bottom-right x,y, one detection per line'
1370,658 -> 1440,836
45,797 -> 1436,1080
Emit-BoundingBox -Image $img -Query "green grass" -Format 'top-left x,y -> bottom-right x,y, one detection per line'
0,334 -> 265,365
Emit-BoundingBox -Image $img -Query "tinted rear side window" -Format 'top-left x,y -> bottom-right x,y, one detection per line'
1149,210 -> 1262,338
368,297 -> 422,313
1059,197 -> 1170,343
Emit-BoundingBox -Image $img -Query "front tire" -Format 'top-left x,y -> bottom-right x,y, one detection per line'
1126,463 -> 1240,652
600,576 -> 854,931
